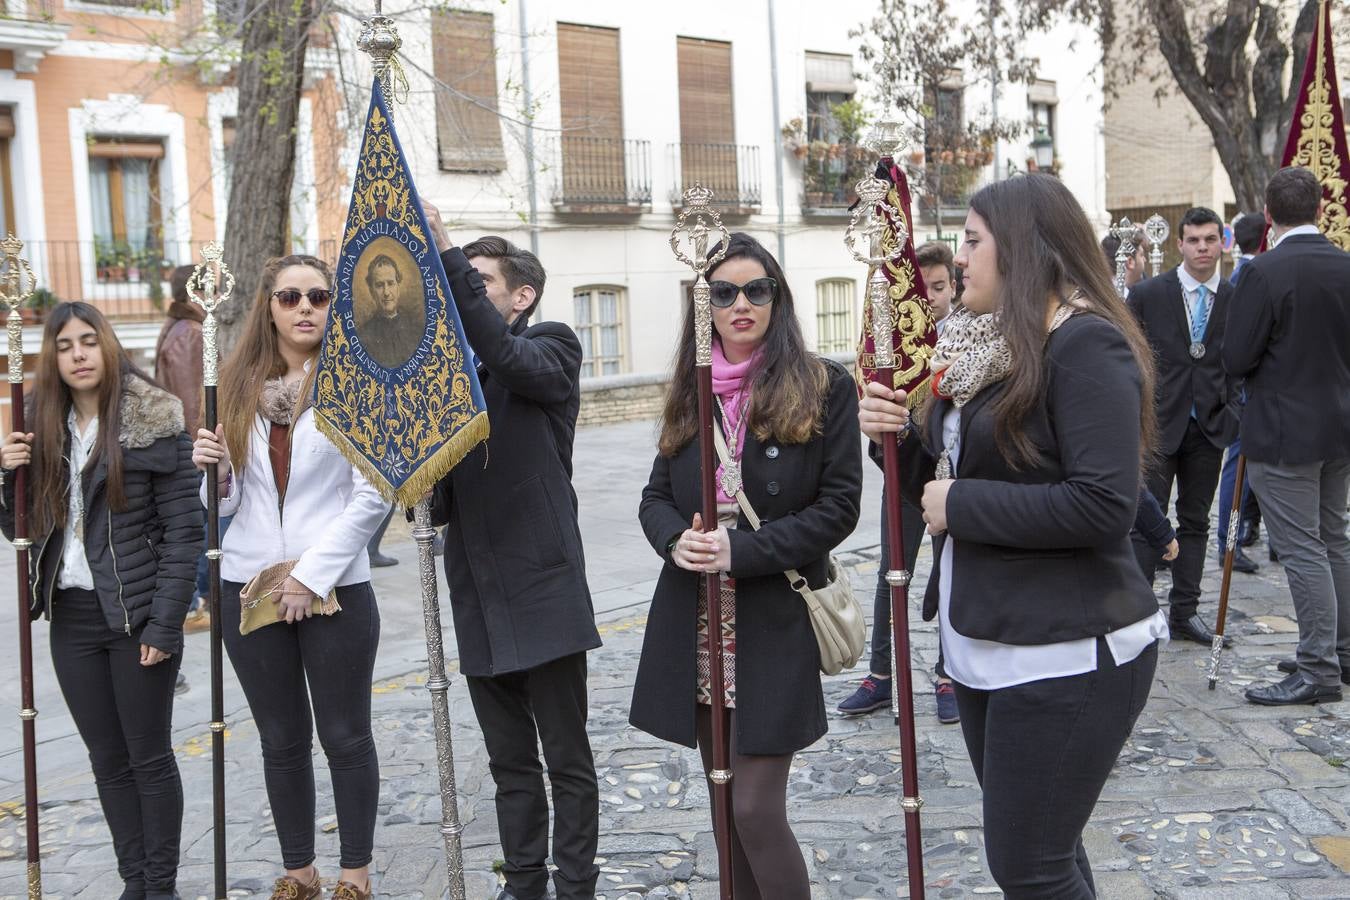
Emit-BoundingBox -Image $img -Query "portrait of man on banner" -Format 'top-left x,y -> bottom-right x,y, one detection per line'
354,238 -> 426,368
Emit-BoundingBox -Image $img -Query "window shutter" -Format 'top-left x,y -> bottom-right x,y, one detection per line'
677,37 -> 734,145
88,140 -> 165,159
432,9 -> 506,172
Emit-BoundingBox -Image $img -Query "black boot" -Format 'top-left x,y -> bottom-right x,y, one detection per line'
367,507 -> 399,567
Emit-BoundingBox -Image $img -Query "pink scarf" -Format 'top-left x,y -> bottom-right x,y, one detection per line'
711,338 -> 760,504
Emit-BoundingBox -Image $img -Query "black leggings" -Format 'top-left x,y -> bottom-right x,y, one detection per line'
221,579 -> 381,870
694,707 -> 808,900
50,588 -> 183,898
954,639 -> 1158,898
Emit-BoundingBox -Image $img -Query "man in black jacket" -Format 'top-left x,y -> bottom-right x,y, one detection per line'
1224,167 -> 1350,706
420,201 -> 602,900
1128,207 -> 1239,645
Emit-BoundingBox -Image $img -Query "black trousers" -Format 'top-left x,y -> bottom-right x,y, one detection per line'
1133,419 -> 1224,620
870,491 -> 946,679
50,588 -> 183,898
221,580 -> 381,870
954,640 -> 1157,899
466,651 -> 600,900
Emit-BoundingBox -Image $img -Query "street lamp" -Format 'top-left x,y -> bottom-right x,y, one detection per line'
1031,127 -> 1055,173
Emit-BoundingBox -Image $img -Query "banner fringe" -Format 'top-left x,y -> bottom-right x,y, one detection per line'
314,410 -> 490,508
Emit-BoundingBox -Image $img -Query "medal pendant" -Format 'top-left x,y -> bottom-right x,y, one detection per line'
1189,341 -> 1206,359
719,462 -> 743,497
935,450 -> 952,482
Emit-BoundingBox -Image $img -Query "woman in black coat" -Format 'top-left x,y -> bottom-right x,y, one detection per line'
632,233 -> 861,899
1,301 -> 202,900
860,175 -> 1164,898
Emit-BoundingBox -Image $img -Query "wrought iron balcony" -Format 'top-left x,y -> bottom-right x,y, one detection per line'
0,0 -> 68,73
546,136 -> 652,212
669,143 -> 761,214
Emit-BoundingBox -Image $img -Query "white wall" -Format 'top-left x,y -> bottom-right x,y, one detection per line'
365,0 -> 1106,375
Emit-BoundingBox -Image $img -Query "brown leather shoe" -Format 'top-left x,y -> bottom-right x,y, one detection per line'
332,880 -> 372,900
183,607 -> 212,634
270,868 -> 321,900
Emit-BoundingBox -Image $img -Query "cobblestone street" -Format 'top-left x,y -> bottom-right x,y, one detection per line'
1,420 -> 1347,899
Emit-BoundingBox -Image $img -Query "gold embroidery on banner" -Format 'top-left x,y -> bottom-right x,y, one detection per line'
1289,0 -> 1350,251
316,101 -> 488,506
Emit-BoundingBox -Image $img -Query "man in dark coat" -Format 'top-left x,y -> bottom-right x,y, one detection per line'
1225,167 -> 1350,706
1127,207 -> 1240,645
420,202 -> 601,900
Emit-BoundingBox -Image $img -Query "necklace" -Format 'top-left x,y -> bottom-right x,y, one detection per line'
714,391 -> 748,498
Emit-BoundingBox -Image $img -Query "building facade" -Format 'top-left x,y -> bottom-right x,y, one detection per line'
372,0 -> 1108,382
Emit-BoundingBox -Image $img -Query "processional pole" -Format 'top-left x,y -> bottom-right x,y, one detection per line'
1111,217 -> 1137,298
359,7 -> 467,897
670,185 -> 734,900
845,130 -> 926,900
0,234 -> 41,899
1208,456 -> 1247,690
186,241 -> 234,900
1144,214 -> 1169,278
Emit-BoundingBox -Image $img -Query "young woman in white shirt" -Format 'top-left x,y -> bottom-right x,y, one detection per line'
1,301 -> 202,900
192,255 -> 389,900
859,174 -> 1165,898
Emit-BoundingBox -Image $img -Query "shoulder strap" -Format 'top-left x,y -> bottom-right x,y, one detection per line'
711,417 -> 814,598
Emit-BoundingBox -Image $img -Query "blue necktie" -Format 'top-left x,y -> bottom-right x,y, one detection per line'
1190,285 -> 1210,342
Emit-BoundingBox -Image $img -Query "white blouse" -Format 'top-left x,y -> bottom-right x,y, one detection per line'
936,406 -> 1168,690
57,410 -> 98,590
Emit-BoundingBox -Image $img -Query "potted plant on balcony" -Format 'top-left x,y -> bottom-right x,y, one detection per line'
23,287 -> 59,325
95,240 -> 130,283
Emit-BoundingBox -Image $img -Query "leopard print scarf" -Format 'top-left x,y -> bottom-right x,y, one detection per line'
930,307 -> 1011,407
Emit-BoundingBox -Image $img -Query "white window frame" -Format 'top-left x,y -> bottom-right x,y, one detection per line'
0,74 -> 48,250
815,278 -> 856,354
573,284 -> 628,377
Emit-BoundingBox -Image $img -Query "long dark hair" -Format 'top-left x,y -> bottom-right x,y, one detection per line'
658,233 -> 827,456
218,254 -> 332,471
29,302 -> 148,535
966,174 -> 1156,466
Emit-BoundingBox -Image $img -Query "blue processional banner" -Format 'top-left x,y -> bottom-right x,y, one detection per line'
313,82 -> 489,505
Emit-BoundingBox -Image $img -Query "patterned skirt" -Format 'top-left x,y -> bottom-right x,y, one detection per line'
696,575 -> 737,708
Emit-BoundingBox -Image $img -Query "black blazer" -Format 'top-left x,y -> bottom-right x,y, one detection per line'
631,360 -> 862,756
895,314 -> 1158,644
1224,232 -> 1350,465
428,247 -> 602,677
1128,268 -> 1238,453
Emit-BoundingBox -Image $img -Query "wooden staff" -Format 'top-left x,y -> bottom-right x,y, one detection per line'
671,184 -> 733,900
846,173 -> 926,898
1208,454 -> 1246,690
1,234 -> 41,899
187,242 -> 234,899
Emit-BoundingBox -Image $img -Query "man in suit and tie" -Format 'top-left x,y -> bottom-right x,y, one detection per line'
1215,212 -> 1269,575
1128,207 -> 1239,645
1225,167 -> 1350,706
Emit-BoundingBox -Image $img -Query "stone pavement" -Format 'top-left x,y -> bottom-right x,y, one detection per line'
1,419 -> 1348,899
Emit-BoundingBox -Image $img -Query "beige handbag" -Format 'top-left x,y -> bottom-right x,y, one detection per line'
712,421 -> 865,675
238,560 -> 341,635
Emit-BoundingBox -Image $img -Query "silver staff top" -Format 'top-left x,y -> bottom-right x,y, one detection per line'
186,241 -> 235,388
670,184 -> 730,367
1144,213 -> 1170,277
0,234 -> 36,385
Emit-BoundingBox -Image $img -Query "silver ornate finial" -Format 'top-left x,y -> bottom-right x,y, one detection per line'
845,176 -> 906,369
1144,213 -> 1170,277
1111,217 -> 1137,298
863,121 -> 904,158
0,234 -> 36,385
187,242 -> 234,388
670,184 -> 731,367
358,7 -> 404,106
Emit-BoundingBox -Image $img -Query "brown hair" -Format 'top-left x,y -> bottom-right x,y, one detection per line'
915,241 -> 955,280
657,232 -> 827,457
165,264 -> 204,324
966,174 -> 1156,467
217,254 -> 332,471
29,302 -> 147,535
462,235 -> 547,320
1266,166 -> 1321,227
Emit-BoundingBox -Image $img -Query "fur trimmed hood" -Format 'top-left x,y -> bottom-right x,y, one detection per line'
120,375 -> 186,449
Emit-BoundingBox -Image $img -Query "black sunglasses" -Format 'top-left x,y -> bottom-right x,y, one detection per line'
271,288 -> 333,309
708,277 -> 777,308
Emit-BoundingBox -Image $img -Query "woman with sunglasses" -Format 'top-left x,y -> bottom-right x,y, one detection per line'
191,255 -> 390,900
631,233 -> 861,898
1,302 -> 201,900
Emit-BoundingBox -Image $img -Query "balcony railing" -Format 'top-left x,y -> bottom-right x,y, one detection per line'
669,143 -> 761,213
19,239 -> 337,320
547,136 -> 651,211
1,0 -> 56,21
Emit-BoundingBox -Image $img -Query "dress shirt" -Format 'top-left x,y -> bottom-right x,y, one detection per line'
1272,224 -> 1320,248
